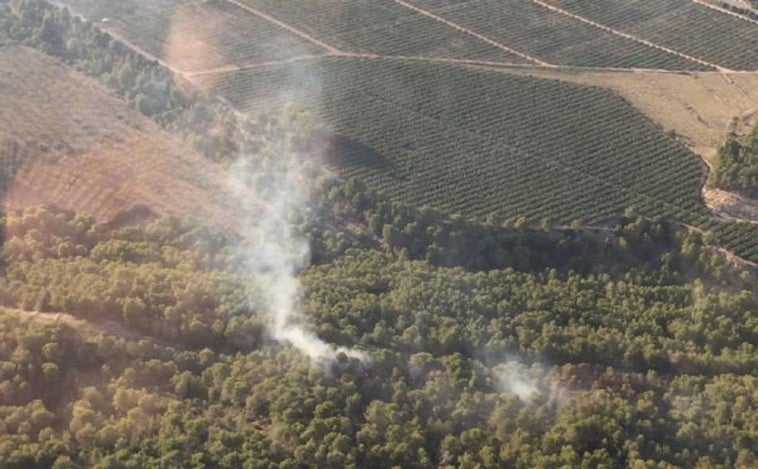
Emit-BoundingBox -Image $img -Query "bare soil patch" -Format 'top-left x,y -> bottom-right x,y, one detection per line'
0,45 -> 246,230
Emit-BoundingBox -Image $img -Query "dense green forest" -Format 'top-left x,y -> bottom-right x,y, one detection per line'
2,0 -> 758,468
1,205 -> 758,467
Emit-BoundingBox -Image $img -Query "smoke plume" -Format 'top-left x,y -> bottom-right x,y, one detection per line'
492,361 -> 542,401
163,6 -> 366,366
231,111 -> 368,367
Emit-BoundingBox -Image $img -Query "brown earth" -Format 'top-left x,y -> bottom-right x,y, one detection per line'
0,45 -> 247,230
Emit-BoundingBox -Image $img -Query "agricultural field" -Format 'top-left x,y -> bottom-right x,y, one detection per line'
409,0 -> 711,70
501,68 -> 758,163
0,44 -> 245,227
556,0 -> 758,71
234,0 -> 528,63
59,0 -> 328,73
201,57 -> 711,226
26,0 -> 758,261
59,0 -> 758,73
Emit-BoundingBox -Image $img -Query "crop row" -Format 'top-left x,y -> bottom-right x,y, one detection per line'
557,0 -> 758,70
410,0 -> 711,70
713,222 -> 758,263
209,57 -> 711,228
237,0 -> 525,63
60,0 -> 325,72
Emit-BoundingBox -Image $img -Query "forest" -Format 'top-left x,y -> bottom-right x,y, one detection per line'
1,0 -> 758,468
1,203 -> 758,468
711,123 -> 758,195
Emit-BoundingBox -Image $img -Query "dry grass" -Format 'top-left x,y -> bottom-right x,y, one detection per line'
0,45 -> 246,230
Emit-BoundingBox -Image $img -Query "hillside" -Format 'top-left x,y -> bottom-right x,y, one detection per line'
0,44 -> 245,228
58,0 -> 758,222
2,1 -> 758,468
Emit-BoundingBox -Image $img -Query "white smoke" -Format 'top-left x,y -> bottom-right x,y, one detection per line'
492,361 -> 542,401
233,109 -> 368,367
163,4 -> 365,366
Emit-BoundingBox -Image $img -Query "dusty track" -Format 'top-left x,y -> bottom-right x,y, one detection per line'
187,53 -> 554,79
531,0 -> 733,72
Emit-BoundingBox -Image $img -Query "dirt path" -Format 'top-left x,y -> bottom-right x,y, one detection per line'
186,52 -> 552,78
222,0 -> 341,54
692,0 -> 758,25
394,0 -> 554,67
184,55 -> 328,77
531,0 -> 733,72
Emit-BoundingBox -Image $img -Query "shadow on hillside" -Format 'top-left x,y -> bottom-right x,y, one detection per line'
325,134 -> 395,173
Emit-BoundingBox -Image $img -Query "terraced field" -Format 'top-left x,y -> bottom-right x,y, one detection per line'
200,57 -> 711,225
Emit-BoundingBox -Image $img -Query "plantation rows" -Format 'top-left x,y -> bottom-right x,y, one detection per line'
557,0 -> 758,70
236,0 -> 525,63
60,0 -> 325,72
208,57 -> 711,225
713,222 -> 758,263
409,0 -> 710,70
60,0 -> 195,23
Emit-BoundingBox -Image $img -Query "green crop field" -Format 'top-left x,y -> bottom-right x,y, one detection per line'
51,0 -> 758,262
713,222 -> 758,262
409,0 -> 711,70
201,57 -> 712,226
557,0 -> 758,70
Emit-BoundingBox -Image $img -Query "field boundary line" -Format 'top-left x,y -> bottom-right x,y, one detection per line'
222,0 -> 342,54
185,55 -> 328,77
691,0 -> 758,25
393,0 -> 554,67
187,52 -> 758,80
531,0 -> 734,72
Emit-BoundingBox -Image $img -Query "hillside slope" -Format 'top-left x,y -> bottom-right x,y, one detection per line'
202,57 -> 710,226
0,45 -> 244,229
